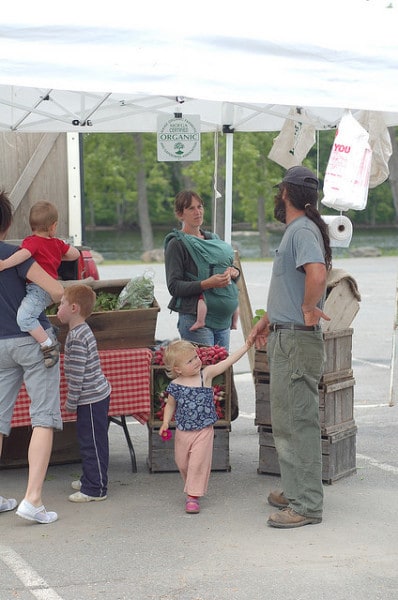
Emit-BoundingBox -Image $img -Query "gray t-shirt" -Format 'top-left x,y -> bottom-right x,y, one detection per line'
267,216 -> 326,324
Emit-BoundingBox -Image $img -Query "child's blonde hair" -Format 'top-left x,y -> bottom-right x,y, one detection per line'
63,284 -> 96,319
29,201 -> 58,232
163,339 -> 198,379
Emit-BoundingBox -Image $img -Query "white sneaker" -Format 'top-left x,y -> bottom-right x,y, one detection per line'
16,499 -> 58,524
0,496 -> 17,513
71,480 -> 82,490
68,491 -> 107,503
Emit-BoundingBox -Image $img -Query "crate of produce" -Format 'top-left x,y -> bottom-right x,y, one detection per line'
150,345 -> 232,426
257,424 -> 357,484
48,279 -> 160,351
147,425 -> 231,473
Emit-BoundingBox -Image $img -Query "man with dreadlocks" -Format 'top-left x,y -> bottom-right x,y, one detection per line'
249,166 -> 332,529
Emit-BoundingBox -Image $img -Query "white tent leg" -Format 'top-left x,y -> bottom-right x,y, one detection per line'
224,131 -> 234,244
67,132 -> 82,246
389,275 -> 398,407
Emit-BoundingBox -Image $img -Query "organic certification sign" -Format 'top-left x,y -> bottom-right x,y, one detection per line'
157,114 -> 201,161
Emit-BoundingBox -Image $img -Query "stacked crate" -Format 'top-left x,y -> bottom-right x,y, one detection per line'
255,328 -> 357,484
147,364 -> 232,473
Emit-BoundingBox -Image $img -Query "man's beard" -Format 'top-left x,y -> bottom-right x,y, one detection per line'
274,196 -> 286,223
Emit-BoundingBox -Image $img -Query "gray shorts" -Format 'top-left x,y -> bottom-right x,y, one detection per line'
0,330 -> 63,436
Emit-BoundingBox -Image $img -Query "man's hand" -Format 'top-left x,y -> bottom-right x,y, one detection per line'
248,314 -> 270,349
302,305 -> 330,326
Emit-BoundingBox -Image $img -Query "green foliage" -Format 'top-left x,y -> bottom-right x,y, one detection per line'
94,292 -> 119,312
82,128 -> 397,231
252,308 -> 267,325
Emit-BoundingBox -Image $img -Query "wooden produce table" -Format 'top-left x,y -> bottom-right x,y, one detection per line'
2,348 -> 153,472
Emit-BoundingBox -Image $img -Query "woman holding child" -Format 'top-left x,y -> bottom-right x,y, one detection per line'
164,190 -> 240,352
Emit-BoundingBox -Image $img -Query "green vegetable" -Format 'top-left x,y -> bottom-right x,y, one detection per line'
252,308 -> 267,325
94,292 -> 119,312
116,272 -> 154,309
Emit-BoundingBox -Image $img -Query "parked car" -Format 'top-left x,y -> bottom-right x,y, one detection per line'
58,246 -> 100,281
6,240 -> 100,281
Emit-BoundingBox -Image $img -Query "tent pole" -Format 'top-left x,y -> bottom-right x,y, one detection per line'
66,132 -> 82,246
223,126 -> 234,244
389,274 -> 398,406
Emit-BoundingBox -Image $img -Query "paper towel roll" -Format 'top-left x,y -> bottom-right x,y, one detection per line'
322,215 -> 353,248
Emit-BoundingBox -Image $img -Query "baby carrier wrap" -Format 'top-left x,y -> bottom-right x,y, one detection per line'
164,229 -> 239,330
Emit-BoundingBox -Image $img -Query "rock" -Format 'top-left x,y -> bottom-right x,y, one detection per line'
349,246 -> 382,257
141,248 -> 165,262
89,250 -> 104,264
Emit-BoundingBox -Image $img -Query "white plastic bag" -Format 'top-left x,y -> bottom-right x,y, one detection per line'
116,270 -> 155,309
322,112 -> 372,211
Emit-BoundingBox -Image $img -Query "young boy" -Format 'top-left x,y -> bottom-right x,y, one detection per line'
57,284 -> 111,502
0,200 -> 80,367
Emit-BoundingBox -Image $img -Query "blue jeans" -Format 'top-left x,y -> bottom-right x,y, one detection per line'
17,283 -> 52,333
267,328 -> 325,518
177,313 -> 230,350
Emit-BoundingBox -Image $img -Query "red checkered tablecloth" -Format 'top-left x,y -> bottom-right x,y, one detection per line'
11,348 -> 153,428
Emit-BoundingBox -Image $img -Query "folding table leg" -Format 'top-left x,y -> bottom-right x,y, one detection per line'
108,416 -> 137,473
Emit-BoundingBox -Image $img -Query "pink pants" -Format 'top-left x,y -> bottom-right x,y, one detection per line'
174,426 -> 214,497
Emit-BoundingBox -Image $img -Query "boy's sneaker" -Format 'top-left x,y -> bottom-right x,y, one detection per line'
71,480 -> 82,491
0,496 -> 17,513
16,499 -> 58,524
41,341 -> 60,368
68,492 -> 107,503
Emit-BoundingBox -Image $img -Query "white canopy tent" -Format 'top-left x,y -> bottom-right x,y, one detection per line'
0,1 -> 397,132
0,0 -> 397,240
1,0 -> 397,401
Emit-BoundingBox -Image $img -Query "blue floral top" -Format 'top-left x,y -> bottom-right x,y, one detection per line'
166,371 -> 218,431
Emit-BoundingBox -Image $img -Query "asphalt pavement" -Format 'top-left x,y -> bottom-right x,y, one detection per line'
1,256 -> 397,600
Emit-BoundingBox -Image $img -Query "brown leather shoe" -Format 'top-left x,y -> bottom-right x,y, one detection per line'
268,508 -> 322,528
267,490 -> 289,509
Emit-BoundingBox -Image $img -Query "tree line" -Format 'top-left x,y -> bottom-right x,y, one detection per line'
82,129 -> 398,255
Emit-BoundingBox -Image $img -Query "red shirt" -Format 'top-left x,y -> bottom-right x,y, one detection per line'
22,235 -> 70,279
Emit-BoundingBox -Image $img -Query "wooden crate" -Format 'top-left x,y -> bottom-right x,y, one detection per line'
319,377 -> 356,434
322,329 -> 353,383
253,347 -> 269,383
254,381 -> 272,426
149,365 -> 232,427
321,426 -> 357,484
147,425 -> 231,472
322,277 -> 360,333
49,279 -> 160,351
255,376 -> 355,434
257,425 -> 357,484
0,422 -> 81,469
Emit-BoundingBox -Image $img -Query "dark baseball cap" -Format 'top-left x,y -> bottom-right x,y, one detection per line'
276,166 -> 319,190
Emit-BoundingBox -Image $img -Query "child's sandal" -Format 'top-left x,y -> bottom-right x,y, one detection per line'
41,342 -> 60,368
185,497 -> 200,514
